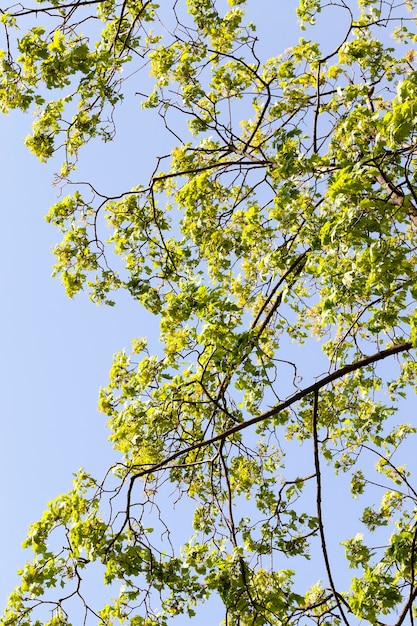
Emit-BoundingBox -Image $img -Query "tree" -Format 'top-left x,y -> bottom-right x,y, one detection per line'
2,0 -> 417,624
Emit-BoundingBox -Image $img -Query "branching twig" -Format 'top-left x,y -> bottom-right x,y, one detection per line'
112,342 -> 414,543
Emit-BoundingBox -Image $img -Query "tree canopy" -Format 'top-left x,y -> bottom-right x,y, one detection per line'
2,0 -> 417,624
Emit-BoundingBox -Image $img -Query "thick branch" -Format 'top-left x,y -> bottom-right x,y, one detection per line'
131,341 -> 412,480
394,585 -> 417,626
375,172 -> 417,227
4,0 -> 104,16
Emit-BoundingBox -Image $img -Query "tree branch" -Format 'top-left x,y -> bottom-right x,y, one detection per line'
394,585 -> 417,626
312,389 -> 351,626
131,341 -> 413,480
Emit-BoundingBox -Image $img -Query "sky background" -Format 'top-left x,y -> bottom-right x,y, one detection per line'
0,2 -> 410,624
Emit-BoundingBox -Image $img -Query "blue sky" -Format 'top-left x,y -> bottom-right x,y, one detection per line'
0,2 -> 412,624
0,0 -> 353,611
0,91 -> 166,591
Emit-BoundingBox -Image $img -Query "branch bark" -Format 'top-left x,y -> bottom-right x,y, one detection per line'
131,341 -> 413,479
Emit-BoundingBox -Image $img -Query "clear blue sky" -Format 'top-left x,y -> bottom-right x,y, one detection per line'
0,3 -> 405,623
0,0 -> 354,610
0,94 -> 166,596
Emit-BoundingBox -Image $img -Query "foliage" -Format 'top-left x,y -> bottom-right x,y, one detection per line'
2,0 -> 417,624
